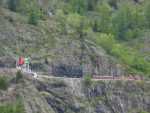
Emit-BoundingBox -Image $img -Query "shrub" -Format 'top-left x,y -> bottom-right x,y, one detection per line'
145,1 -> 150,27
71,0 -> 88,14
84,75 -> 92,88
96,33 -> 116,53
28,10 -> 40,25
0,75 -> 8,90
98,4 -> 113,33
16,70 -> 23,82
18,0 -> 29,14
0,0 -> 3,6
67,13 -> 82,28
8,0 -> 18,12
108,0 -> 117,9
0,101 -> 26,113
55,9 -> 65,20
28,3 -> 40,25
138,111 -> 148,113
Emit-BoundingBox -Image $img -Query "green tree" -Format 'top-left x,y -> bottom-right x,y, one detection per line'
16,70 -> 23,82
115,4 -> 129,40
98,4 -> 112,33
0,101 -> 26,113
0,75 -> 8,90
92,20 -> 99,32
67,13 -> 82,28
84,75 -> 92,88
28,1 -> 40,25
108,0 -> 117,9
71,0 -> 88,14
18,0 -> 29,14
29,12 -> 39,25
96,33 -> 116,53
8,0 -> 18,11
15,100 -> 26,113
114,3 -> 143,40
60,20 -> 67,34
87,0 -> 97,11
0,0 -> 3,6
145,1 -> 150,27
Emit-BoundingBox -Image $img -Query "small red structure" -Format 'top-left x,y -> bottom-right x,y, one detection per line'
18,57 -> 24,65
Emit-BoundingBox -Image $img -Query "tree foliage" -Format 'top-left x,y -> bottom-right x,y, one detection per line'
16,70 -> 23,82
0,101 -> 26,113
108,0 -> 117,9
84,75 -> 92,88
99,4 -> 113,33
67,13 -> 82,28
113,3 -> 144,40
8,0 -> 18,11
0,75 -> 8,90
0,0 -> 3,6
28,4 -> 40,25
145,1 -> 150,28
96,33 -> 116,53
71,0 -> 88,14
18,0 -> 29,14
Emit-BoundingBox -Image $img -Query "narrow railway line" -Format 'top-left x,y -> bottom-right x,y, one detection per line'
36,74 -> 142,82
0,68 -> 149,82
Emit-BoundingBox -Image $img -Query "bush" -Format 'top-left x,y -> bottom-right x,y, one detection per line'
0,75 -> 8,90
28,10 -> 40,25
16,70 -> 23,82
138,111 -> 148,113
67,13 -> 82,28
0,0 -> 3,6
8,0 -> 18,12
28,3 -> 40,25
84,75 -> 92,88
145,2 -> 150,28
18,0 -> 29,14
0,101 -> 26,113
96,33 -> 116,53
98,4 -> 113,33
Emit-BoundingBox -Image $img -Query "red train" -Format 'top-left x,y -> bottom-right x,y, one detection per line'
92,76 -> 142,81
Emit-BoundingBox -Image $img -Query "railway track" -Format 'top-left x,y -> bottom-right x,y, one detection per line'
0,68 -> 149,82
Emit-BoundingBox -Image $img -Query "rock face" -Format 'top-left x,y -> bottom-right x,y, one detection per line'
34,77 -> 150,113
0,8 -> 123,77
0,61 -> 149,113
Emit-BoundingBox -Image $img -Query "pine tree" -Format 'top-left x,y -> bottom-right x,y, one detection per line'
71,0 -> 88,14
29,11 -> 39,25
92,20 -> 99,32
108,0 -> 117,9
145,2 -> 150,27
0,0 -> 3,6
28,3 -> 40,25
98,4 -> 112,33
8,0 -> 18,11
18,0 -> 28,14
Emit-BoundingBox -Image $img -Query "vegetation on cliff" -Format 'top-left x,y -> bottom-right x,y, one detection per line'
0,100 -> 26,113
1,0 -> 149,77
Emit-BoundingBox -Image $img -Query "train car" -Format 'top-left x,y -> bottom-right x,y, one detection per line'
92,76 -> 114,79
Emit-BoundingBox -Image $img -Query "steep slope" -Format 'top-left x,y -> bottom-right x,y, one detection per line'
34,77 -> 150,113
0,8 -> 123,77
0,69 -> 150,113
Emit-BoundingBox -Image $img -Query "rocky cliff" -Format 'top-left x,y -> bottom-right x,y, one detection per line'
0,69 -> 149,113
0,8 -> 123,77
34,77 -> 150,113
